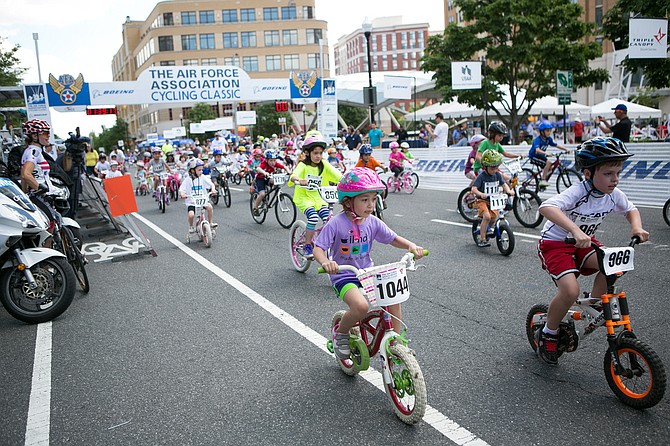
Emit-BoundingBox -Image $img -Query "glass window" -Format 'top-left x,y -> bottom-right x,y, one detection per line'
181,34 -> 197,50
282,29 -> 298,45
160,60 -> 175,66
200,33 -> 215,49
306,28 -> 323,44
266,55 -> 281,71
163,13 -> 173,26
222,9 -> 237,23
224,56 -> 240,66
281,6 -> 297,20
243,56 -> 258,72
201,58 -> 217,66
595,0 -> 603,27
183,59 -> 198,66
241,32 -> 257,48
302,6 -> 313,19
158,36 -> 173,51
307,54 -> 320,69
263,7 -> 279,21
264,30 -> 280,47
181,11 -> 196,25
223,32 -> 238,48
284,54 -> 299,70
199,10 -> 214,24
240,8 -> 255,22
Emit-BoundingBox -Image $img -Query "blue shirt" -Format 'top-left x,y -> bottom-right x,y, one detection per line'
368,129 -> 382,147
529,135 -> 557,159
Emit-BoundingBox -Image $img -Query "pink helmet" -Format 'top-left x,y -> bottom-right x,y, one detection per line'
302,135 -> 327,151
337,167 -> 385,202
469,134 -> 487,147
286,140 -> 294,147
22,119 -> 51,135
389,141 -> 400,149
252,148 -> 263,156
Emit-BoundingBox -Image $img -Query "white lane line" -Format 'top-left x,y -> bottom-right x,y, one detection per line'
25,321 -> 52,446
431,219 -> 541,240
229,187 -> 244,192
132,212 -> 490,446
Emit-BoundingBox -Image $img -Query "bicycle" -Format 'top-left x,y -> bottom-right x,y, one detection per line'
249,172 -> 296,228
387,161 -> 416,194
186,191 -> 215,248
663,198 -> 670,227
522,151 -> 582,194
320,251 -> 429,424
168,172 -> 180,202
289,185 -> 339,273
470,191 -> 515,256
502,158 -> 544,228
155,172 -> 169,213
526,237 -> 666,409
210,167 -> 231,208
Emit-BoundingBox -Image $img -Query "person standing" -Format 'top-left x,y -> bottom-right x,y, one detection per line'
597,103 -> 632,142
85,143 -> 99,175
573,117 -> 584,143
367,122 -> 383,149
345,126 -> 362,151
425,112 -> 449,148
395,126 -> 409,143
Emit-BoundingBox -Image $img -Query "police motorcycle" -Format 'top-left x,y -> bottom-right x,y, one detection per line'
0,175 -> 75,323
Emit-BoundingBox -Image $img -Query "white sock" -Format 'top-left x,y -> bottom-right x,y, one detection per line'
543,326 -> 559,335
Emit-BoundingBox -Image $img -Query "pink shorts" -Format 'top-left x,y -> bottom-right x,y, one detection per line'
537,238 -> 602,282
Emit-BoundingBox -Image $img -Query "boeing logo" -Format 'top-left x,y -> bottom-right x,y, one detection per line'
253,86 -> 288,93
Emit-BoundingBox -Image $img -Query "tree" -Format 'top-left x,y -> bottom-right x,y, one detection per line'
422,0 -> 608,138
602,1 -> 670,89
92,119 -> 128,151
0,37 -> 27,126
253,102 -> 292,137
338,104 -> 368,130
185,102 -> 217,139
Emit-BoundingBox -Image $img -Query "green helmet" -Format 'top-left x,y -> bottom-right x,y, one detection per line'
481,149 -> 503,167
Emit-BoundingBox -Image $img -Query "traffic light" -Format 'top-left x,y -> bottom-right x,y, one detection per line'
275,101 -> 288,113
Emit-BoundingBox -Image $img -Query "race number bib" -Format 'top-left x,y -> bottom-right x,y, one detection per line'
601,246 -> 634,275
192,194 -> 208,207
272,173 -> 287,185
483,181 -> 500,196
320,186 -> 339,204
305,174 -> 321,190
371,264 -> 410,306
488,194 -> 507,211
160,173 -> 169,180
504,159 -> 522,175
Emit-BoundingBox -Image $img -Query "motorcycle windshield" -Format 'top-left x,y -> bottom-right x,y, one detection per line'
0,177 -> 37,212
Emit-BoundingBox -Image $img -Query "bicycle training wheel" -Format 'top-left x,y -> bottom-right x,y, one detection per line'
604,337 -> 666,409
250,193 -> 267,224
458,187 -> 479,223
664,199 -> 670,227
289,220 -> 311,273
330,310 -> 369,376
275,192 -> 297,229
202,222 -> 213,248
513,188 -> 544,228
496,221 -> 515,256
556,168 -> 582,194
385,343 -> 427,425
223,182 -> 231,208
62,226 -> 90,293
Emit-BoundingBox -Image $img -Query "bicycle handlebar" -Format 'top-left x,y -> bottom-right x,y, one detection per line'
564,237 -> 640,249
317,249 -> 429,274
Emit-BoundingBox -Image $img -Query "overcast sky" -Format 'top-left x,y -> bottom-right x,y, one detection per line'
1,0 -> 444,138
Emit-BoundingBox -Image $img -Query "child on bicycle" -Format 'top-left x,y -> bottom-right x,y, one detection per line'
388,141 -> 411,179
135,160 -> 148,194
288,134 -> 342,259
252,150 -> 289,216
471,150 -> 514,248
473,121 -> 524,179
465,134 -> 487,183
529,121 -> 570,187
400,141 -> 414,161
149,147 -> 172,194
106,160 -> 123,179
179,159 -> 218,233
355,144 -> 386,172
535,137 -> 648,365
326,147 -> 345,172
313,167 -> 425,359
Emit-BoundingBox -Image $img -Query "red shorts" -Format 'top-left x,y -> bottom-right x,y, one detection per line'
537,238 -> 602,281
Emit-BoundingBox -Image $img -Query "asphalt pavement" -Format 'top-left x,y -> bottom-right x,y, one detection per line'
1,180 -> 669,446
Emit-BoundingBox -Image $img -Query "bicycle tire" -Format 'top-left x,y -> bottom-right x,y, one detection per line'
496,221 -> 515,256
275,192 -> 297,229
471,219 -> 482,245
232,174 -> 241,185
403,174 -> 415,194
330,310 -> 368,376
411,172 -> 419,190
211,184 -> 220,205
525,304 -> 549,352
385,343 -> 427,425
203,222 -> 212,248
521,168 -> 539,192
62,226 -> 90,293
245,173 -> 252,185
160,190 -> 166,213
223,182 -> 231,208
289,220 -> 311,273
604,337 -> 667,409
664,199 -> 670,227
250,193 -> 267,224
374,196 -> 384,221
458,187 -> 479,223
513,188 -> 544,228
556,168 -> 582,194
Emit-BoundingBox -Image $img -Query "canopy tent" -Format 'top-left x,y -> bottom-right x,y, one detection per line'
403,101 -> 481,121
527,96 -> 591,117
591,98 -> 662,120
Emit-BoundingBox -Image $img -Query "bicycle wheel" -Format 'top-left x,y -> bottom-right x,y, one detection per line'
521,168 -> 539,192
374,195 -> 384,221
604,337 -> 667,409
275,192 -> 297,229
664,199 -> 670,227
202,222 -> 213,248
173,182 -> 179,202
245,173 -> 252,185
525,303 -> 549,352
223,182 -> 231,208
250,193 -> 267,224
330,310 -> 369,376
385,343 -> 427,425
232,173 -> 241,185
458,187 -> 479,223
556,168 -> 582,194
411,172 -> 419,190
211,184 -> 220,205
289,220 -> 311,272
513,188 -> 544,228
471,219 -> 482,245
160,190 -> 166,213
402,174 -> 415,194
496,220 -> 515,256
62,227 -> 90,293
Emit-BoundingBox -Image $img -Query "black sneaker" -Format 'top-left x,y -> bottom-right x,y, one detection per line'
535,329 -> 559,365
477,240 -> 491,248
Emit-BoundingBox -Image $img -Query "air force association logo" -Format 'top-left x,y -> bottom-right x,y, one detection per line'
48,73 -> 84,105
290,71 -> 318,98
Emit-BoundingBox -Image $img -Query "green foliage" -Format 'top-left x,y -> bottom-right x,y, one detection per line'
338,104 -> 367,129
91,119 -> 128,151
253,102 -> 293,137
422,0 -> 609,136
0,37 -> 26,88
603,1 -> 670,89
187,102 -> 216,125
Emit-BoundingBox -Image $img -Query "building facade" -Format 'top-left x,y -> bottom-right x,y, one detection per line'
112,0 -> 329,140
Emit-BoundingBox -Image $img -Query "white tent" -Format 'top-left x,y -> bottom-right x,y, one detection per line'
403,101 -> 481,121
527,96 -> 591,117
591,98 -> 662,120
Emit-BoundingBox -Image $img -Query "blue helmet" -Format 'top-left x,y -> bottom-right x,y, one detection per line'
213,149 -> 222,155
264,150 -> 278,159
538,121 -> 553,131
359,144 -> 373,155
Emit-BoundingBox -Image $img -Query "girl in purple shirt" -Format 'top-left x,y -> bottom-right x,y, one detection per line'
313,167 -> 425,360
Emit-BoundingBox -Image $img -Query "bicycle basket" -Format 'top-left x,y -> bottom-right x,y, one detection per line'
357,261 -> 410,308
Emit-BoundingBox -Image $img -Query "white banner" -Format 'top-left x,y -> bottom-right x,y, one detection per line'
451,61 -> 482,90
172,126 -> 186,137
189,122 -> 204,134
629,18 -> 668,59
383,76 -> 413,100
23,83 -> 53,127
319,79 -> 338,140
249,79 -> 290,100
163,130 -> 177,139
236,111 -> 257,126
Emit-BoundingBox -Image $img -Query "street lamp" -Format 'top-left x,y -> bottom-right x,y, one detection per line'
362,19 -> 374,124
301,105 -> 307,132
179,112 -> 183,127
32,33 -> 43,83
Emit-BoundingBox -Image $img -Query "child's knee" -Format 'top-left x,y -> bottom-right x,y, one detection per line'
556,278 -> 580,301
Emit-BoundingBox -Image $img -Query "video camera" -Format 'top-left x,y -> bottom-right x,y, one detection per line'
64,127 -> 90,155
